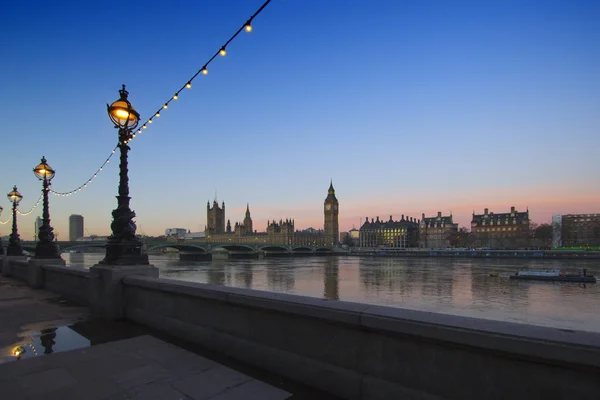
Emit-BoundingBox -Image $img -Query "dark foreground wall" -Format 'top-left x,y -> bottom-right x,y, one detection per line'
123,276 -> 600,400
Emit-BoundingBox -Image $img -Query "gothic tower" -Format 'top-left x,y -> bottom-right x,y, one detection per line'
324,181 -> 339,245
206,200 -> 225,234
243,203 -> 253,233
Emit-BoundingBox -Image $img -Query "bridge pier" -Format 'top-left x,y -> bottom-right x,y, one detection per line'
179,252 -> 211,261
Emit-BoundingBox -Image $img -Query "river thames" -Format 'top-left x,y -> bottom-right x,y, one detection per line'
63,253 -> 600,333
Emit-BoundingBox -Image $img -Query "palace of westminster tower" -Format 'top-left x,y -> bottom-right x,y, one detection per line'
204,183 -> 339,246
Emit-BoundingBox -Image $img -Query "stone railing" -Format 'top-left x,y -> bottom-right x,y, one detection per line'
43,265 -> 90,305
8,259 -> 29,283
122,275 -> 600,400
3,256 -> 600,399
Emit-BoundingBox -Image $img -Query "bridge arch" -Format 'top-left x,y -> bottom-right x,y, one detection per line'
146,244 -> 209,253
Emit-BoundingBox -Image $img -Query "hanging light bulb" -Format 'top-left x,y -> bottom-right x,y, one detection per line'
186,82 -> 192,89
163,103 -> 168,109
245,20 -> 253,32
173,93 -> 179,100
143,125 -> 147,129
156,112 -> 160,118
201,66 -> 208,75
220,47 -> 227,56
149,119 -> 153,124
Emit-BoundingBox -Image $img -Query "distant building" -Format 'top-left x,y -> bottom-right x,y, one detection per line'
34,216 -> 42,241
471,207 -> 530,249
200,183 -> 339,247
419,212 -> 458,249
349,228 -> 360,246
184,231 -> 205,240
552,214 -> 600,247
165,228 -> 187,240
359,215 -> 419,248
340,232 -> 349,243
206,200 -> 225,234
69,215 -> 84,241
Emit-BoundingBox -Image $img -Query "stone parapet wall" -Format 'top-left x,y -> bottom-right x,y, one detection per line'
9,259 -> 29,283
42,265 -> 90,305
122,275 -> 600,400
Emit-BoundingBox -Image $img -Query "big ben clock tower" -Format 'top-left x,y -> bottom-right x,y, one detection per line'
324,181 -> 339,246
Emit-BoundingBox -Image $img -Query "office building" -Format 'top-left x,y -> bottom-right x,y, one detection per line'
69,214 -> 84,241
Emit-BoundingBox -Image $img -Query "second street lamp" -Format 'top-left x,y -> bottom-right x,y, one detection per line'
6,186 -> 23,256
0,205 -> 4,255
100,85 -> 148,265
33,157 -> 60,258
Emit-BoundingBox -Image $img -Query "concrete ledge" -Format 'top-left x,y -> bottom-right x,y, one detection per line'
125,276 -> 375,326
361,305 -> 600,369
122,276 -> 600,399
42,264 -> 90,305
124,276 -> 600,364
42,264 -> 90,277
127,307 -> 365,400
9,259 -> 29,283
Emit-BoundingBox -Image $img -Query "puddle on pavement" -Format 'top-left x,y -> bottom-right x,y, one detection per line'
0,325 -> 91,365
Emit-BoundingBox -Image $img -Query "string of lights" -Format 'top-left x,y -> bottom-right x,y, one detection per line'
0,216 -> 9,225
16,193 -> 43,216
126,0 -> 272,145
48,0 -> 272,197
49,145 -> 118,196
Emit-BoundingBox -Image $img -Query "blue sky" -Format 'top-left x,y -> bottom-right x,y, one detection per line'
1,0 -> 599,239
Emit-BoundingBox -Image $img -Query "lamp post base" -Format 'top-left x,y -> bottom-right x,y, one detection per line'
34,241 -> 61,259
99,239 -> 149,266
6,242 -> 23,257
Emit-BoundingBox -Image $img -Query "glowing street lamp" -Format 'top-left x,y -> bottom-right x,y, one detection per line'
0,205 -> 3,255
33,157 -> 60,258
6,186 -> 23,256
100,85 -> 148,265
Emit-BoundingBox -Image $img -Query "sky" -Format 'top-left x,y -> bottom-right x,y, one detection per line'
1,0 -> 599,240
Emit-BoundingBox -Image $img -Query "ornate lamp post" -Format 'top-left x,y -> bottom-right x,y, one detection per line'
0,205 -> 4,255
6,186 -> 23,256
33,157 -> 60,258
100,85 -> 148,265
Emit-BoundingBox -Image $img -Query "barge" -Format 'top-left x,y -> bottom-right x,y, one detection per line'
509,269 -> 596,283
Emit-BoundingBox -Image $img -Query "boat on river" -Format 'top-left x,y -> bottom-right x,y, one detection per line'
509,269 -> 596,283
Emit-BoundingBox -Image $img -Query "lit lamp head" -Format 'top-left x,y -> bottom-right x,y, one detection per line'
13,345 -> 25,359
7,186 -> 23,205
33,156 -> 55,181
107,85 -> 140,130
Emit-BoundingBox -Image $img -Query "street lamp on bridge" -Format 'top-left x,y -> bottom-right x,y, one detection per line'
100,85 -> 148,265
33,157 -> 60,258
6,186 -> 23,256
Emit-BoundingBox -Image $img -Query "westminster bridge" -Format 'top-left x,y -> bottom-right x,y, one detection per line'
20,240 -> 338,259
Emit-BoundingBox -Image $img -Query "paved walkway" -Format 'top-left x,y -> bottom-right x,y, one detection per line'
0,335 -> 291,399
0,276 -> 291,399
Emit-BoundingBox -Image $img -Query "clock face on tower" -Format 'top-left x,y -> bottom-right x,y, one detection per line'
325,204 -> 331,211
333,205 -> 338,211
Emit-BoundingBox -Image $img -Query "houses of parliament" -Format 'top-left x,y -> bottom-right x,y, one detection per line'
204,183 -> 339,246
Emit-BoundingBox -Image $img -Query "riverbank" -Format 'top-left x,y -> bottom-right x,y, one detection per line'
347,248 -> 600,259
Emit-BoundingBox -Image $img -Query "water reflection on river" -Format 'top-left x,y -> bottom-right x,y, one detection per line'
63,253 -> 600,332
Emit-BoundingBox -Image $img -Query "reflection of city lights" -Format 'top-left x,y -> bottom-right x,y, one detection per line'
13,346 -> 25,358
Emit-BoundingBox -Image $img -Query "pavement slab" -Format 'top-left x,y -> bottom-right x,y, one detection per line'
0,335 -> 291,399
